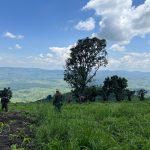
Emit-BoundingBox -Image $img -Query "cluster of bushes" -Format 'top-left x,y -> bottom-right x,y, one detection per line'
99,75 -> 147,101
42,75 -> 147,103
70,75 -> 148,103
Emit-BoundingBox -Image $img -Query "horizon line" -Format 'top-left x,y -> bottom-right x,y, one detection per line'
0,66 -> 150,73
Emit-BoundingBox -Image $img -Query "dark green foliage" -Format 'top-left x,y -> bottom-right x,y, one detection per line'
85,86 -> 97,102
46,95 -> 52,101
125,89 -> 135,101
102,77 -> 111,101
102,75 -> 128,101
137,89 -> 147,101
94,85 -> 109,101
64,37 -> 107,97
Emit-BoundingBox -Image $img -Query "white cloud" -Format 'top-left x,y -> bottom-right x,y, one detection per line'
15,44 -> 22,49
4,44 -> 74,69
75,17 -> 95,31
49,45 -> 74,62
26,53 -> 62,69
24,45 -> 74,69
3,32 -> 24,40
83,0 -> 150,44
39,53 -> 44,58
26,56 -> 33,59
90,32 -> 98,38
4,32 -> 16,39
47,53 -> 53,57
108,52 -> 150,71
8,44 -> 22,50
1,49 -> 150,71
110,44 -> 126,52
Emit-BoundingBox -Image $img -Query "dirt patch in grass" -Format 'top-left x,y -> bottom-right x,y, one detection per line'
0,111 -> 36,150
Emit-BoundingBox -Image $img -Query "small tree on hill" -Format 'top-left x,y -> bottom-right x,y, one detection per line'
125,89 -> 135,101
102,75 -> 128,101
102,77 -> 111,101
64,37 -> 108,97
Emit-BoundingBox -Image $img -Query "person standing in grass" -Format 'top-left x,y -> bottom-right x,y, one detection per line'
53,89 -> 63,112
1,94 -> 9,112
0,87 -> 12,112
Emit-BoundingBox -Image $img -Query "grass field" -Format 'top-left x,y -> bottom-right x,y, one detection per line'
6,100 -> 150,150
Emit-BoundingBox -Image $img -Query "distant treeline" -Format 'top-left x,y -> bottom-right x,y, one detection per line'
62,75 -> 148,103
42,75 -> 148,103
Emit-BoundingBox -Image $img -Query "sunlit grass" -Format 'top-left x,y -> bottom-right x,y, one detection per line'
8,100 -> 150,150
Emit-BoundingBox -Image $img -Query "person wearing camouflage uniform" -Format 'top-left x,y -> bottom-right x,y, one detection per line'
0,87 -> 12,112
53,90 -> 63,112
1,94 -> 9,112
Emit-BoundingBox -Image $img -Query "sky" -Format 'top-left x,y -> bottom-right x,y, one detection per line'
0,0 -> 150,71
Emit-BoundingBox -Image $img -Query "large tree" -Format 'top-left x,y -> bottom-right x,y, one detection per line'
64,37 -> 107,97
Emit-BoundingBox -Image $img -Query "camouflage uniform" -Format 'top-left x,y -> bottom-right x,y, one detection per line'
53,90 -> 63,112
1,96 -> 9,112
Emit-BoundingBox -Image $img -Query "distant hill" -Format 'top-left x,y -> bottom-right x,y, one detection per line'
95,70 -> 150,90
0,67 -> 68,102
0,67 -> 149,102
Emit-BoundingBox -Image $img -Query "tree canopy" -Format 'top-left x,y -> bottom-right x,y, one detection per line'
102,75 -> 128,101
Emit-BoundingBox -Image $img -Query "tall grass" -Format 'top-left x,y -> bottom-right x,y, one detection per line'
10,100 -> 150,150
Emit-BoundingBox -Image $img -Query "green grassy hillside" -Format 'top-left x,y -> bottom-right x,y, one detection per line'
7,100 -> 150,150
